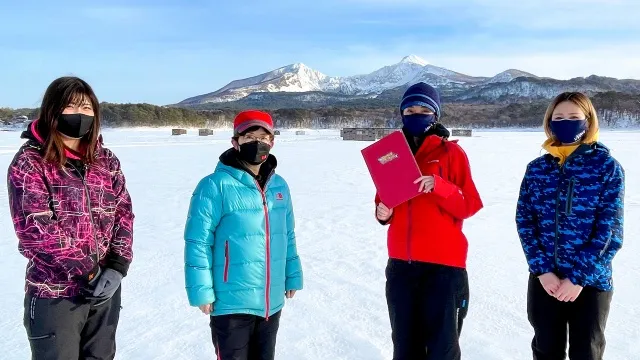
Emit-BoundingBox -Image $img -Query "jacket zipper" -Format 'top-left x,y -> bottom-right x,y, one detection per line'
565,177 -> 575,215
71,164 -> 99,267
409,144 -> 444,262
553,153 -> 578,271
254,176 -> 273,321
553,167 -> 565,271
224,241 -> 230,283
407,201 -> 413,263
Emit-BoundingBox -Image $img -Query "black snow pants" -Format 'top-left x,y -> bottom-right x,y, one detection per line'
527,274 -> 613,360
23,287 -> 122,360
210,310 -> 281,360
385,258 -> 469,360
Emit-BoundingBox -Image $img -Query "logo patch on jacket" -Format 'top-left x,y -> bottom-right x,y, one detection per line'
276,192 -> 284,200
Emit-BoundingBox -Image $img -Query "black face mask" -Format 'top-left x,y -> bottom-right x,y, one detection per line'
57,113 -> 94,139
238,141 -> 271,165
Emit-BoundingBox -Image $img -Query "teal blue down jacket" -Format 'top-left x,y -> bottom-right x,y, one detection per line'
184,149 -> 303,318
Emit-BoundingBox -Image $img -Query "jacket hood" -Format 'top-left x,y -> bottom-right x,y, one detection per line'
403,123 -> 451,154
542,128 -> 608,164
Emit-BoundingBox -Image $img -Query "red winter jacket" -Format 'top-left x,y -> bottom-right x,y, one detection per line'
375,135 -> 483,268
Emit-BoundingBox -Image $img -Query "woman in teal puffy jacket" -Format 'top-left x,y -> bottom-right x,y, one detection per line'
184,110 -> 303,360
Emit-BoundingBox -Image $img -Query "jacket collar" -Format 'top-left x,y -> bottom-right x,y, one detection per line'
216,148 -> 277,188
21,120 -> 103,161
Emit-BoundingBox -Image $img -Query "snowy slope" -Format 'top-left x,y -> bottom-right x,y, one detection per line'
340,55 -> 484,94
1,129 -> 639,359
457,78 -> 610,101
485,69 -> 538,84
339,56 -> 430,94
180,63 -> 330,104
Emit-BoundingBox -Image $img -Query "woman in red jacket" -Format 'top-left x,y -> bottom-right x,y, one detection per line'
376,82 -> 483,360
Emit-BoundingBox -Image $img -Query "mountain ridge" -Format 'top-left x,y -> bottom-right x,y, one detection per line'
177,55 -> 640,108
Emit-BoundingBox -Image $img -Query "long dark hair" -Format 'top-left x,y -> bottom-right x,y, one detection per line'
37,76 -> 101,166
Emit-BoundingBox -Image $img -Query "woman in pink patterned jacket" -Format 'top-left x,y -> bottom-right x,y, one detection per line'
7,76 -> 134,360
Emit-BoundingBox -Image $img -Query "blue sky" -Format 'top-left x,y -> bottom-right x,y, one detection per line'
1,0 -> 639,108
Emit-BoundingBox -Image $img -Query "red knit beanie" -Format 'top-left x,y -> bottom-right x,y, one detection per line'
233,110 -> 274,136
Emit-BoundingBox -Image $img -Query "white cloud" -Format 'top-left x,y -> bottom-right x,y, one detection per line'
291,39 -> 640,81
431,49 -> 640,80
300,0 -> 640,79
470,0 -> 640,31
341,0 -> 640,31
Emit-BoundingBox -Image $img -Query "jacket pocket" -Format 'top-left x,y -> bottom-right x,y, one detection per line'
28,333 -> 58,359
24,297 -> 58,354
565,178 -> 576,215
600,237 -> 612,257
224,241 -> 230,283
28,333 -> 56,341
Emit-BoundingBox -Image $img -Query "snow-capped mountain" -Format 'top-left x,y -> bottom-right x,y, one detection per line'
179,55 -> 506,105
485,69 -> 538,84
459,75 -> 640,102
324,55 -> 432,95
177,55 -> 640,107
337,55 -> 486,95
179,63 -> 330,104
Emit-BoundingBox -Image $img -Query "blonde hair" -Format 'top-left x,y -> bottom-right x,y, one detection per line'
543,92 -> 599,144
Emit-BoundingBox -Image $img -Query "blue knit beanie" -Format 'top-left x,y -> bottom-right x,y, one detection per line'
400,82 -> 441,119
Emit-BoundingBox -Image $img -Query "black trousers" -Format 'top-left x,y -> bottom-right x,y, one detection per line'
527,274 -> 613,360
23,287 -> 122,360
210,311 -> 281,360
385,259 -> 469,360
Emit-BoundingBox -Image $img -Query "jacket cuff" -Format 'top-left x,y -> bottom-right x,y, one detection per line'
105,254 -> 130,277
187,288 -> 215,307
285,277 -> 303,291
530,264 -> 554,278
78,262 -> 101,285
566,273 -> 588,288
431,175 -> 456,198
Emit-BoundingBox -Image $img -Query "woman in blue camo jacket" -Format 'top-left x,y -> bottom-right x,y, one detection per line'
516,92 -> 624,360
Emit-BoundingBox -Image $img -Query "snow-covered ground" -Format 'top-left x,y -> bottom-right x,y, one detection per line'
0,129 -> 638,359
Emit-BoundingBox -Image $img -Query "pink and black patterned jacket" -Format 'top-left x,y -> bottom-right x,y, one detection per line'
7,121 -> 134,298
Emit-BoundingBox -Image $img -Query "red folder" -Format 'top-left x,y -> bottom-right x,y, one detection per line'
361,130 -> 422,209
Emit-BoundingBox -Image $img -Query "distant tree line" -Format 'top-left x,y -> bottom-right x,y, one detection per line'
2,92 -> 639,129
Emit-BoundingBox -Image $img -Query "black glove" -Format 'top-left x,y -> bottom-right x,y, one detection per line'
92,268 -> 123,300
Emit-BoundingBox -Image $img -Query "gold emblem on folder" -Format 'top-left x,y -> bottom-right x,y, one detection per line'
378,152 -> 398,165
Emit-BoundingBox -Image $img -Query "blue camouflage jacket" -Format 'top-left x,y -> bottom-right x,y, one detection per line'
516,142 -> 624,291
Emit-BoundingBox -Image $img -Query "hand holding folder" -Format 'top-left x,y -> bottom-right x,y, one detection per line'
376,202 -> 393,221
361,131 -> 423,209
415,175 -> 435,194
